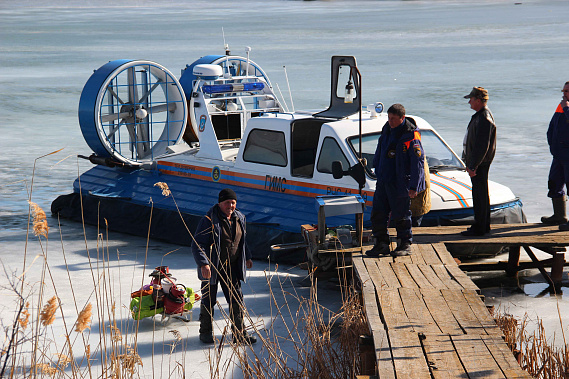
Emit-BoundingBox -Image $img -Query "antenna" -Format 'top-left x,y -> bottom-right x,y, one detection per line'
221,27 -> 230,78
222,27 -> 229,55
245,46 -> 251,77
283,66 -> 295,112
275,83 -> 290,113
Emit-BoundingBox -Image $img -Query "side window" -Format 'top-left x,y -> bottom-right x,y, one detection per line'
317,137 -> 350,174
243,129 -> 287,166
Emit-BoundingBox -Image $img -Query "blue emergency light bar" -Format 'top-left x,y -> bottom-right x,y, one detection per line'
202,82 -> 265,94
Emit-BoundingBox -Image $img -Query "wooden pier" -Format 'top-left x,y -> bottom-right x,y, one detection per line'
353,241 -> 532,378
413,223 -> 569,286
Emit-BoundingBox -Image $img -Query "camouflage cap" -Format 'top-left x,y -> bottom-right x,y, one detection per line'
464,86 -> 489,101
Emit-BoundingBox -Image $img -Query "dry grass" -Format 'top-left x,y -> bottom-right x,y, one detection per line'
496,310 -> 569,378
206,265 -> 368,378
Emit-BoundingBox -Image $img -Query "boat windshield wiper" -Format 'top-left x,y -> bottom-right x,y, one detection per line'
429,164 -> 465,172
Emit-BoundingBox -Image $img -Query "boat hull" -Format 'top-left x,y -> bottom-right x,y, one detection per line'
52,165 -> 526,261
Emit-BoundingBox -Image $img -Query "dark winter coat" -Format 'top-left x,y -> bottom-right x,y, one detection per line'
191,204 -> 251,284
547,104 -> 569,161
462,106 -> 496,171
372,117 -> 426,197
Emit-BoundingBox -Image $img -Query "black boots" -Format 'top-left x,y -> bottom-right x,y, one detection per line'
392,241 -> 411,256
366,241 -> 390,257
232,332 -> 257,344
199,304 -> 214,344
542,196 -> 567,225
200,303 -> 257,344
230,303 -> 256,344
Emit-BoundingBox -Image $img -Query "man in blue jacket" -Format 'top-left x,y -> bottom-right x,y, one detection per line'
192,188 -> 256,344
543,82 -> 569,229
367,104 -> 426,257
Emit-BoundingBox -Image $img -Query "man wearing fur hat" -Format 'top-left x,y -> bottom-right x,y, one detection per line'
192,188 -> 256,344
461,87 -> 496,236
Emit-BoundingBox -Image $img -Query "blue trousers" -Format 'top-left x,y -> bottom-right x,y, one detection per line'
370,181 -> 412,244
547,158 -> 569,198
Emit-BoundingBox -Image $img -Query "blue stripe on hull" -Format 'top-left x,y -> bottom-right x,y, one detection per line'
73,166 -> 525,234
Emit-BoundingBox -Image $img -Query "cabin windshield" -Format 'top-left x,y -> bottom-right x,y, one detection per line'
347,129 -> 464,178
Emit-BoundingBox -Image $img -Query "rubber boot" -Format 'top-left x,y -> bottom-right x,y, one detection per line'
541,196 -> 567,225
199,303 -> 214,344
365,238 -> 390,257
230,304 -> 256,344
392,240 -> 411,257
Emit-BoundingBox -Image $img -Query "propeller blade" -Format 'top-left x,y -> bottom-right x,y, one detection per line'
138,79 -> 162,104
101,111 -> 131,123
146,102 -> 176,114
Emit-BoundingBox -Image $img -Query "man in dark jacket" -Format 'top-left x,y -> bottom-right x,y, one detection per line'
367,104 -> 426,257
543,81 -> 569,229
461,87 -> 496,236
192,188 -> 256,344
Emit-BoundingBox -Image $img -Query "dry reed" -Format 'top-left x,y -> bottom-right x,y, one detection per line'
154,182 -> 171,197
496,310 -> 569,378
206,264 -> 368,378
75,303 -> 92,333
29,201 -> 49,238
39,296 -> 59,327
18,302 -> 30,330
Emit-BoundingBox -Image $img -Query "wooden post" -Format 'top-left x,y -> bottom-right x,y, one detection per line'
550,252 -> 565,286
356,212 -> 364,248
506,245 -> 520,277
318,205 -> 326,244
358,335 -> 376,376
523,245 -> 555,288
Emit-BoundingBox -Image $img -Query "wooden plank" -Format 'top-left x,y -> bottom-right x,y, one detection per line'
410,244 -> 427,265
417,264 -> 448,290
356,255 -> 397,377
362,288 -> 381,333
354,256 -> 379,336
432,242 -> 458,266
393,253 -> 414,264
420,288 -> 464,335
365,257 -> 389,289
462,290 -> 502,336
376,288 -> 413,332
413,223 -> 569,247
353,256 -> 373,289
375,260 -> 401,289
391,262 -> 418,288
417,243 -> 443,265
441,289 -> 487,335
405,263 -> 434,289
481,335 -> 532,379
452,334 -> 505,378
432,264 -> 464,291
421,333 -> 468,379
446,264 -> 480,293
389,330 -> 431,379
410,251 -> 427,265
399,288 -> 441,334
373,325 -> 396,379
